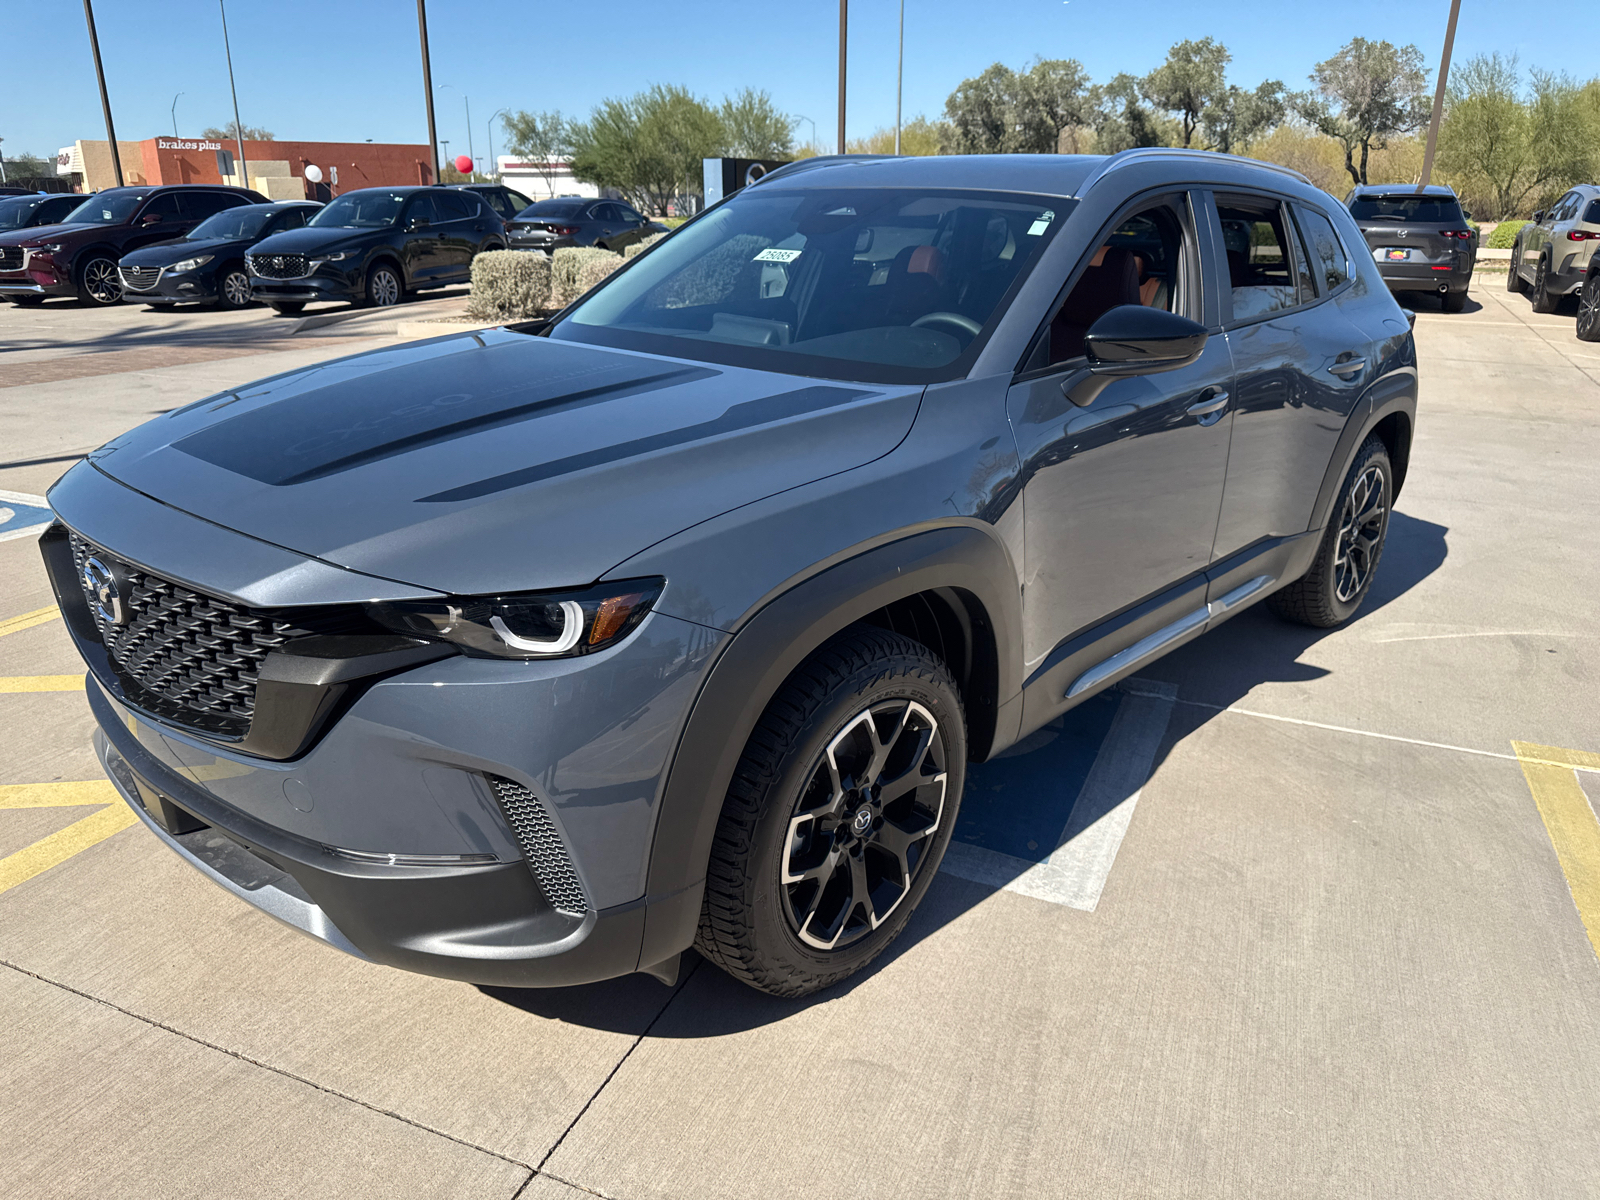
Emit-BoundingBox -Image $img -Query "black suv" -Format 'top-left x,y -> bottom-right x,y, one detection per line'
0,185 -> 266,305
118,201 -> 323,310
247,186 -> 505,314
1346,184 -> 1477,312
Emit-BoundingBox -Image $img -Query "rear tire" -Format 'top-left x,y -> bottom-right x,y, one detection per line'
1576,273 -> 1600,342
696,626 -> 966,998
1270,436 -> 1393,629
1441,288 -> 1467,313
268,301 -> 305,316
1530,256 -> 1559,313
365,262 -> 402,307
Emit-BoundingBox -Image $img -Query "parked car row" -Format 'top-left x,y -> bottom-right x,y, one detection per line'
0,182 -> 536,314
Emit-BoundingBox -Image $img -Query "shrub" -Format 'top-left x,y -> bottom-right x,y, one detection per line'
1486,220 -> 1529,249
550,247 -> 622,307
466,250 -> 551,321
623,232 -> 667,259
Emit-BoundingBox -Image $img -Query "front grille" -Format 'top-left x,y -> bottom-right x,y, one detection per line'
70,534 -> 305,738
487,776 -> 588,914
119,265 -> 163,291
249,253 -> 308,279
0,247 -> 23,271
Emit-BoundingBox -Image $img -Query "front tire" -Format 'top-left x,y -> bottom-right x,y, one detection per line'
365,262 -> 402,307
1576,273 -> 1600,342
1530,256 -> 1559,313
76,255 -> 122,305
215,265 -> 252,310
1506,242 -> 1525,292
1270,435 -> 1393,628
697,626 -> 966,998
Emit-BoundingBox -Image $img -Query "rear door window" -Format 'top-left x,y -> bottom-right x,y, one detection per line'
1216,197 -> 1302,322
1292,205 -> 1351,296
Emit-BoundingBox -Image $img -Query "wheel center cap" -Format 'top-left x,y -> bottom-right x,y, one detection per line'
852,808 -> 874,836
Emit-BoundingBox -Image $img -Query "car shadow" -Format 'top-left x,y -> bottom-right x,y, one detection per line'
1395,292 -> 1484,315
480,510 -> 1449,1033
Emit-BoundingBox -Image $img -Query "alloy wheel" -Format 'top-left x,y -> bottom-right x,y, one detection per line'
781,699 -> 947,951
371,268 -> 400,306
221,270 -> 252,308
1578,276 -> 1600,341
83,258 -> 121,304
1333,464 -> 1387,603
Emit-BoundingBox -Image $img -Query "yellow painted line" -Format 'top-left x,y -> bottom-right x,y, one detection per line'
1514,741 -> 1600,962
0,606 -> 60,638
0,780 -> 120,809
0,802 -> 138,896
0,675 -> 83,693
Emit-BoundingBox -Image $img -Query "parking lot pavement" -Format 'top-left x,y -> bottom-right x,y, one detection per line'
2,274 -> 1598,1198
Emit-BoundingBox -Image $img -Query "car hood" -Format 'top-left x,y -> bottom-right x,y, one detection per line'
87,329 -> 922,595
121,236 -> 247,266
0,221 -> 99,248
249,226 -> 375,255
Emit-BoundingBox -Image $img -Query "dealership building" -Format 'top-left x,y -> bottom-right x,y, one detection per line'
58,137 -> 436,197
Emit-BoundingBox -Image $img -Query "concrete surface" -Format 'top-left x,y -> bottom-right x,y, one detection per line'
0,276 -> 1597,1199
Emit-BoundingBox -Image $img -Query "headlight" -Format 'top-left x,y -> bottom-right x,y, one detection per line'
312,251 -> 354,265
30,244 -> 64,254
367,579 -> 663,659
168,255 -> 214,273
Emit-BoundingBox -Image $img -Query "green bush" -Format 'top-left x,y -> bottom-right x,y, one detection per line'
1486,220 -> 1529,250
550,246 -> 622,307
465,250 -> 551,321
623,232 -> 667,259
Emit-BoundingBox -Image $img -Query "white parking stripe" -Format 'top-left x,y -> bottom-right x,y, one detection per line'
942,681 -> 1176,911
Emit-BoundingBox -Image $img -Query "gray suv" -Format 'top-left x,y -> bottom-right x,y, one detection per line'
43,150 -> 1417,997
1346,184 -> 1477,312
1509,183 -> 1600,316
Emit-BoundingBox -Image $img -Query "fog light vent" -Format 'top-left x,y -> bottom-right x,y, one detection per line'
486,776 -> 587,915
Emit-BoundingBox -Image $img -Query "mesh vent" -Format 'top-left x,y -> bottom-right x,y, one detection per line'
487,776 -> 588,914
0,247 -> 26,271
248,252 -> 308,279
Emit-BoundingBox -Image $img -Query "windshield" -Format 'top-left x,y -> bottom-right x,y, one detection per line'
189,206 -> 275,240
309,191 -> 405,228
549,187 -> 1069,383
1349,195 -> 1465,224
520,199 -> 587,218
64,192 -> 146,225
0,198 -> 45,231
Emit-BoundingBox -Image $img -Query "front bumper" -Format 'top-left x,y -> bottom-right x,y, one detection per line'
0,263 -> 74,297
121,268 -> 221,305
250,265 -> 364,304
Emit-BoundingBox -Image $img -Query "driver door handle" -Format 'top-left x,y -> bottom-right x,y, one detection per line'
1186,389 -> 1230,417
1328,357 -> 1366,377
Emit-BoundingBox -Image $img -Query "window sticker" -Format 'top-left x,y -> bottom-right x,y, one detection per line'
1026,209 -> 1055,237
753,247 -> 803,263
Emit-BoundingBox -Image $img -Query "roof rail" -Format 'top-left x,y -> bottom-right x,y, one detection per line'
750,154 -> 894,187
1075,147 -> 1312,197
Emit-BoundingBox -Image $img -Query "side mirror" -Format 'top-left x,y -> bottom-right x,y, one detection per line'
1462,209 -> 1472,221
1532,210 -> 1544,223
407,217 -> 430,231
140,213 -> 162,226
1061,305 -> 1208,408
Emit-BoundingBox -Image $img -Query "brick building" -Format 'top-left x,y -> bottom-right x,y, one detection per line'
67,137 -> 436,197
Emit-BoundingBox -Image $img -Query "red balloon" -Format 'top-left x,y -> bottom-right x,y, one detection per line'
454,155 -> 473,175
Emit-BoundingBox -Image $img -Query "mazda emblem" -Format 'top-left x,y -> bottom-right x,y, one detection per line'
81,556 -> 126,626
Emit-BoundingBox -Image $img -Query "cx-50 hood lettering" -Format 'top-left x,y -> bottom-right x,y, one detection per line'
88,331 -> 922,596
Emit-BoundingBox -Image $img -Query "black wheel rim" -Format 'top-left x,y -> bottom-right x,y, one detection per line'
1334,464 -> 1387,603
1580,279 -> 1599,337
84,259 -> 121,303
222,271 -> 251,307
782,699 -> 947,951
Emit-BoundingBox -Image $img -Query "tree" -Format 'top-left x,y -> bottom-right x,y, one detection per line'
943,57 -> 1090,154
719,88 -> 796,159
569,85 -> 723,214
501,110 -> 574,196
0,151 -> 52,183
1292,38 -> 1429,186
201,121 -> 275,142
1204,81 -> 1287,154
1089,73 -> 1170,153
1437,55 -> 1599,219
1143,38 -> 1231,148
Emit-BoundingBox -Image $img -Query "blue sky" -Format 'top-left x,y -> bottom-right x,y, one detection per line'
1,0 -> 1590,166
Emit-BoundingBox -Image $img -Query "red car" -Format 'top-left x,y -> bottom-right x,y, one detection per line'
0,184 -> 265,306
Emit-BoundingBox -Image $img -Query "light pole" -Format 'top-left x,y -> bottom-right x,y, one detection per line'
218,0 -> 249,189
895,0 -> 904,155
796,114 -> 817,154
1417,0 -> 1462,192
82,0 -> 123,187
417,0 -> 439,183
171,92 -> 184,137
837,0 -> 848,154
488,108 -> 507,180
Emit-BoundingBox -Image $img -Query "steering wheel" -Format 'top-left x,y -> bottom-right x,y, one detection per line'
910,311 -> 982,338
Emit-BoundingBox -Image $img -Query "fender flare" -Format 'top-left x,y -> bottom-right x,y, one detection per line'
634,524 -> 1022,967
1307,367 -> 1417,534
